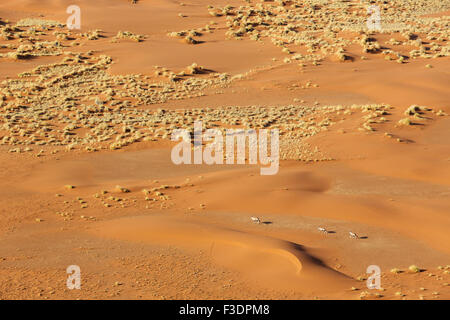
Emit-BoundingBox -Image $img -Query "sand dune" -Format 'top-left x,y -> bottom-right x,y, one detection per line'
92,215 -> 353,293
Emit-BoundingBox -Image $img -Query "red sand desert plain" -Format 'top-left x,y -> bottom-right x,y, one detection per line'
0,0 -> 449,300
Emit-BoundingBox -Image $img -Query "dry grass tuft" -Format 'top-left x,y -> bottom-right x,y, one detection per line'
183,36 -> 199,44
115,31 -> 145,42
408,265 -> 421,273
398,118 -> 412,126
390,268 -> 401,274
115,185 -> 131,193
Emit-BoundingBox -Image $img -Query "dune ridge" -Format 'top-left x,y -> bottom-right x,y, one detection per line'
0,0 -> 448,300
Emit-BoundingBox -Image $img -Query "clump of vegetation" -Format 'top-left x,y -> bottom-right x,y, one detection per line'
115,31 -> 145,42
404,105 -> 429,116
408,265 -> 421,273
335,48 -> 350,62
398,118 -> 412,126
115,185 -> 130,193
16,18 -> 63,27
186,63 -> 205,74
81,30 -> 102,40
167,31 -> 186,38
183,35 -> 199,44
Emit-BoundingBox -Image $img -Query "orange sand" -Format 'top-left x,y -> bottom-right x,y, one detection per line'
0,0 -> 449,300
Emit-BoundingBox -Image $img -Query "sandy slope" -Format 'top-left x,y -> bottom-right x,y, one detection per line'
0,0 -> 449,300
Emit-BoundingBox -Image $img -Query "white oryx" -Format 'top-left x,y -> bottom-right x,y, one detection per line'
318,227 -> 328,233
251,216 -> 261,224
349,231 -> 359,239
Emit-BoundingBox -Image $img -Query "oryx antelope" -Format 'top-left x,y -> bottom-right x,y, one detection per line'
318,227 -> 328,233
349,231 -> 359,239
251,216 -> 261,224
